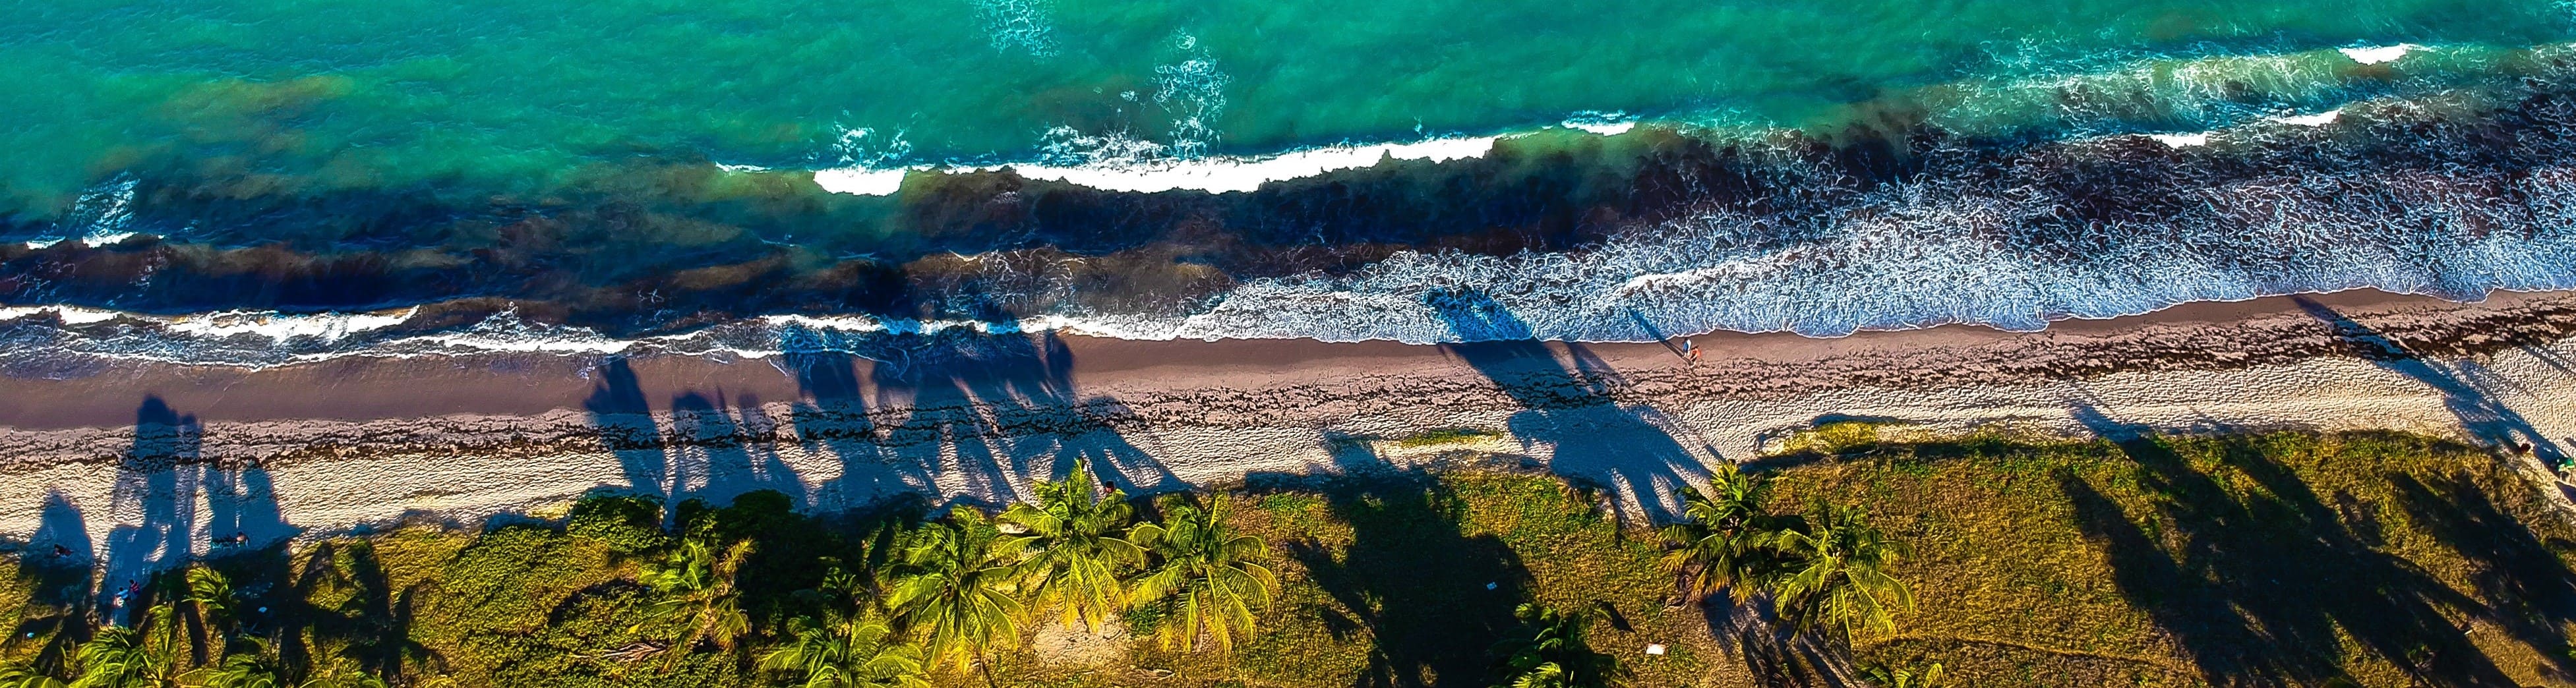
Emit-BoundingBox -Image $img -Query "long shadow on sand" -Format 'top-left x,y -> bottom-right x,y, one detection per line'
583,356 -> 825,511
2294,297 -> 2569,466
584,321 -> 1181,514
818,323 -> 1181,509
1426,288 -> 1712,521
95,397 -> 297,620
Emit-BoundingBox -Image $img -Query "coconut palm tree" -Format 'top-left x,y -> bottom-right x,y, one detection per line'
635,535 -> 758,665
0,662 -> 69,688
1659,463 -> 1787,600
1770,503 -> 1913,642
885,512 -> 1022,685
194,650 -> 282,688
1127,499 -> 1276,654
1489,603 -> 1615,688
998,460 -> 1142,633
1859,660 -> 1943,688
70,622 -> 178,688
176,567 -> 236,666
758,619 -> 932,688
293,659 -> 385,688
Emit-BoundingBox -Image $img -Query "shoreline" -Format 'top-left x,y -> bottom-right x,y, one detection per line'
5,287 -> 2576,585
1,287 -> 2567,430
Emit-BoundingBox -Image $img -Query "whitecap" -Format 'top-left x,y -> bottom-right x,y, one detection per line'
2148,132 -> 2211,148
2339,44 -> 2417,65
996,136 -> 1502,194
812,168 -> 909,196
2270,109 -> 2342,127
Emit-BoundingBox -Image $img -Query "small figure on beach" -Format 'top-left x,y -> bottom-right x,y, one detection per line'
1683,338 -> 1702,365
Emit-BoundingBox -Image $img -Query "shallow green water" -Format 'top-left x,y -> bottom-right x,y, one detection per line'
1,0 -> 2570,212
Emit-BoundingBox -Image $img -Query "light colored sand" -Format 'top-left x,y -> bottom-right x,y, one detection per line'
7,291 -> 2576,590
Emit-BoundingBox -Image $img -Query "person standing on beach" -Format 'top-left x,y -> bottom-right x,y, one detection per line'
1683,338 -> 1702,366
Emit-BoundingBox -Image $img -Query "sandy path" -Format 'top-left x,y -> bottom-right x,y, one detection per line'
7,289 -> 2576,589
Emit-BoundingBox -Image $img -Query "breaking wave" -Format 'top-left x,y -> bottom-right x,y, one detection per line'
14,44 -> 2576,368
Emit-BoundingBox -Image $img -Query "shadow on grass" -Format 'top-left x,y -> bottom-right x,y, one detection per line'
2388,471 -> 2576,681
2061,407 -> 2571,686
1263,455 -> 1535,687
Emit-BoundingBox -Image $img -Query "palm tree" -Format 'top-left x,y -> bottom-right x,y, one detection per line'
885,512 -> 1022,685
1489,603 -> 1614,688
634,535 -> 758,666
1659,463 -> 1786,600
0,662 -> 69,688
1127,499 -> 1276,654
1770,503 -> 1913,642
1859,660 -> 1943,688
293,659 -> 385,688
998,460 -> 1143,633
194,650 -> 282,688
69,623 -> 177,688
758,619 -> 932,688
177,567 -> 235,666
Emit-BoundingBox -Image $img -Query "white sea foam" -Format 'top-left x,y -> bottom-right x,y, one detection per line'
812,167 -> 909,196
807,134 -> 1509,197
2148,132 -> 2212,148
1153,49 -> 1230,159
26,98 -> 2576,368
78,232 -> 141,247
1570,121 -> 1638,136
1563,111 -> 1638,136
2340,44 -> 2418,65
2271,109 -> 2343,127
1000,136 -> 1503,194
973,0 -> 1058,57
0,305 -> 122,325
0,306 -> 419,339
161,308 -> 419,341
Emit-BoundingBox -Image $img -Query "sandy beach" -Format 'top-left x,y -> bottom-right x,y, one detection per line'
9,288 -> 2576,587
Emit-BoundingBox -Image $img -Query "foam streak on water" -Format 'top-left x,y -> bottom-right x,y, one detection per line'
15,103 -> 2576,368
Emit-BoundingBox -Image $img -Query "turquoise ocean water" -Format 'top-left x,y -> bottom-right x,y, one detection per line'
7,0 -> 2576,363
3,0 -> 2569,206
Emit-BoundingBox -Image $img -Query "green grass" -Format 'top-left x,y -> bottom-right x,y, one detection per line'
3,430 -> 2571,687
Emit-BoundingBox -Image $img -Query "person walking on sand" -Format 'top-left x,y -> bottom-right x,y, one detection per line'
1683,338 -> 1702,366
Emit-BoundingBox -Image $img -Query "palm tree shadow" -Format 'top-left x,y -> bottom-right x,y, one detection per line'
789,320 -> 1182,512
8,491 -> 97,675
2294,297 -> 2567,465
1698,593 -> 1860,688
2387,470 -> 2576,680
1425,289 -> 1712,522
587,358 -> 673,502
2061,403 -> 2519,686
1268,440 -> 1532,687
286,540 -> 443,683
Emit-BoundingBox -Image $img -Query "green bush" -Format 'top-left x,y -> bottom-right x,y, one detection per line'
566,494 -> 669,554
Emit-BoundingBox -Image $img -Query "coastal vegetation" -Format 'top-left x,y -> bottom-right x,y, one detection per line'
0,430 -> 2569,687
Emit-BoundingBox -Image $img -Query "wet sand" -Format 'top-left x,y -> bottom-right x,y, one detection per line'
8,288 -> 2576,587
2,287 -> 2563,430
